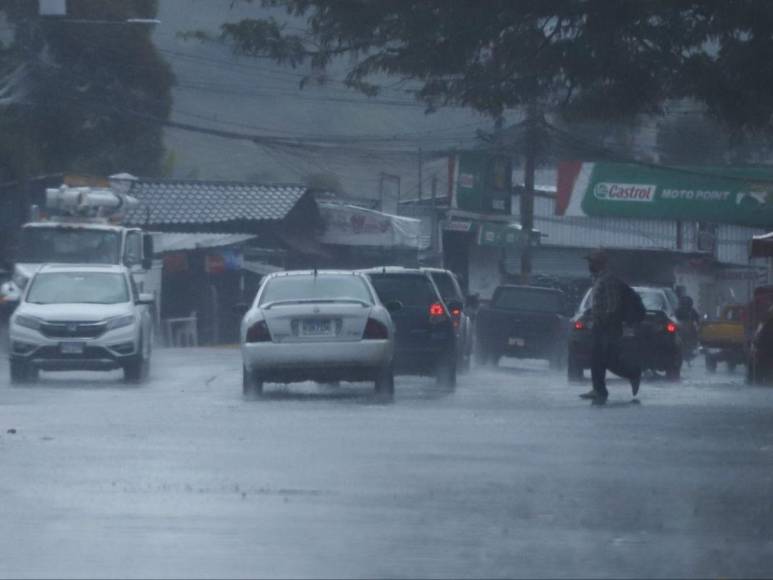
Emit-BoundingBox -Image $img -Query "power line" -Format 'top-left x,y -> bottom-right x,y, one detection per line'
543,120 -> 773,184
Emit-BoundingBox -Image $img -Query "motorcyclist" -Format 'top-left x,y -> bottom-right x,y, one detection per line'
675,293 -> 700,361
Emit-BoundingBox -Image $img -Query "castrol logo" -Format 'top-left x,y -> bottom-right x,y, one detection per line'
593,182 -> 656,202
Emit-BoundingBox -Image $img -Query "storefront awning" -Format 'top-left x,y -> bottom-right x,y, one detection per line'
318,202 -> 424,249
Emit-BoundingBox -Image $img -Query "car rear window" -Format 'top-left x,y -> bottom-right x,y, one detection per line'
580,288 -> 668,312
638,290 -> 667,312
430,272 -> 461,302
493,287 -> 563,313
259,275 -> 373,306
369,274 -> 437,308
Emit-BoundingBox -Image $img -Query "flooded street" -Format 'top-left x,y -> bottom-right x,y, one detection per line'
2,348 -> 772,578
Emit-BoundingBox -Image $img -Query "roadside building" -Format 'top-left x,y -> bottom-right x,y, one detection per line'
120,176 -> 325,344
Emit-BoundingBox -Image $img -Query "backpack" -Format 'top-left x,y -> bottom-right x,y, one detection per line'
622,282 -> 646,325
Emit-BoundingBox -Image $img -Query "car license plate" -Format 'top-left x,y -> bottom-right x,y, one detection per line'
60,342 -> 84,355
300,319 -> 333,337
508,337 -> 525,347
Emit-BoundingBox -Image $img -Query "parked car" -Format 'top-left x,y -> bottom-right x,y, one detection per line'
475,285 -> 570,367
421,267 -> 474,372
8,264 -> 154,383
240,270 -> 396,397
360,266 -> 458,387
699,303 -> 748,372
568,285 -> 683,381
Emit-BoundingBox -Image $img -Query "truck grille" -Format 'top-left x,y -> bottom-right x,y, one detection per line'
40,321 -> 107,339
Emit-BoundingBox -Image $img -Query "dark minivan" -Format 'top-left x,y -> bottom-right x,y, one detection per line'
360,267 -> 458,387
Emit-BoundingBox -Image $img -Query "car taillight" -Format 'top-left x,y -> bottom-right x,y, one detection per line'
429,302 -> 446,320
246,320 -> 271,343
666,322 -> 677,334
574,320 -> 585,330
363,318 -> 388,340
450,307 -> 461,318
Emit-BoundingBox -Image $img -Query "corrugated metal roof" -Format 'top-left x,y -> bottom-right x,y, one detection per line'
123,180 -> 308,228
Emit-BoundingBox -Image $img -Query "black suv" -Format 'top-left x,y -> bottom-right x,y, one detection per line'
360,267 -> 458,387
421,268 -> 474,372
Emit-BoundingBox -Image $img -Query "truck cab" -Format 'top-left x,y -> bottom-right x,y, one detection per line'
1,186 -> 159,319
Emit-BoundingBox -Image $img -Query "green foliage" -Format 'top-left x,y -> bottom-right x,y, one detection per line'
0,0 -> 173,181
304,171 -> 344,193
219,0 -> 773,130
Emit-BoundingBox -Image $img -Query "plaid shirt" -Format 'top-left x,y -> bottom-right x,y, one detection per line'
591,271 -> 625,327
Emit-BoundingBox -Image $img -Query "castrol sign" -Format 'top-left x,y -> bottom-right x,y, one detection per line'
593,183 -> 656,202
556,160 -> 773,227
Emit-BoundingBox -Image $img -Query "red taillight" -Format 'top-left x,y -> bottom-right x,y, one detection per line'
246,320 -> 271,343
451,308 -> 461,318
363,318 -> 388,340
574,320 -> 585,330
429,302 -> 446,319
666,322 -> 677,334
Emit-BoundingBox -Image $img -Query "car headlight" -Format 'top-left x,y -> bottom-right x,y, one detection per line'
14,315 -> 42,331
106,314 -> 136,331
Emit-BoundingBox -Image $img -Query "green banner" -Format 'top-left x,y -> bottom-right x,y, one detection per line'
561,161 -> 773,228
456,151 -> 512,214
477,223 -> 524,248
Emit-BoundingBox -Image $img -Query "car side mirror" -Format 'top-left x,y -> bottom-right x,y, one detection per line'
385,300 -> 403,313
136,292 -> 155,305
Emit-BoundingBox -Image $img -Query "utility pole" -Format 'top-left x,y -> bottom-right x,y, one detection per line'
520,103 -> 538,284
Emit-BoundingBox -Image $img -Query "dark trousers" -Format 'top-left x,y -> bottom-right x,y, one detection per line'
591,327 -> 639,396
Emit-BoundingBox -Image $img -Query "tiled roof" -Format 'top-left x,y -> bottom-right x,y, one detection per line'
123,180 -> 309,229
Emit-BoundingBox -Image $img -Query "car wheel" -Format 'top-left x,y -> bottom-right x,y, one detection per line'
666,357 -> 682,382
567,352 -> 583,382
10,359 -> 33,384
242,365 -> 264,398
123,340 -> 149,383
374,365 -> 395,397
705,354 -> 717,373
436,354 -> 457,389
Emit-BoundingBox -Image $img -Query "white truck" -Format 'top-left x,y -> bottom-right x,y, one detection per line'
0,185 -> 161,322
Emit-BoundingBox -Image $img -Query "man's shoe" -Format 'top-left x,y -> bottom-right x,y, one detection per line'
631,369 -> 642,397
591,394 -> 608,405
579,390 -> 598,400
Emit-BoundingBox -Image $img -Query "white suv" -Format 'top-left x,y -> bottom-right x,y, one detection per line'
8,264 -> 154,383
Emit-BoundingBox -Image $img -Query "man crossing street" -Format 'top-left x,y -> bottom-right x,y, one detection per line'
580,249 -> 642,404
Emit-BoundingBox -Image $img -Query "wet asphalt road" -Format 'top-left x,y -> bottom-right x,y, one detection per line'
1,348 -> 772,578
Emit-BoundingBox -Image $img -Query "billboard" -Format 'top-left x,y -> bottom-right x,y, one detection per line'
455,151 -> 512,214
557,161 -> 773,228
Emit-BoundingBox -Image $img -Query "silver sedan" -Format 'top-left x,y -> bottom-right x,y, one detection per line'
240,270 -> 396,397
